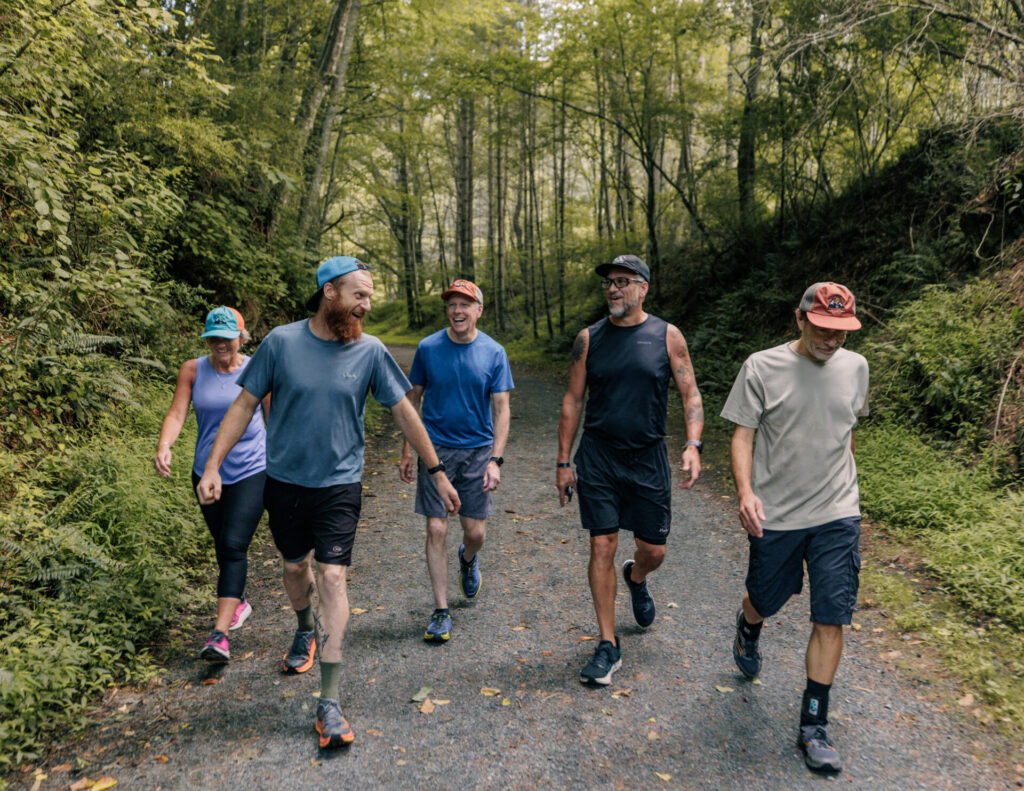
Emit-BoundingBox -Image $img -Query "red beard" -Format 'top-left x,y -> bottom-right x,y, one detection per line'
323,297 -> 363,342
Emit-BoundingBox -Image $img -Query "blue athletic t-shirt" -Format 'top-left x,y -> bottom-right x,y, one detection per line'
409,329 -> 514,448
191,355 -> 266,484
237,320 -> 411,487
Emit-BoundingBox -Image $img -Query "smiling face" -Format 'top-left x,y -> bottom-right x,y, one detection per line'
322,269 -> 374,342
794,310 -> 848,362
446,295 -> 483,342
603,266 -> 648,319
206,335 -> 242,369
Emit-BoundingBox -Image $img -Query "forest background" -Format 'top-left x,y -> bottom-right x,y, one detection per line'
2,0 -> 1023,772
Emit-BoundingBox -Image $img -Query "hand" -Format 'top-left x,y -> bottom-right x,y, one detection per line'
399,453 -> 415,484
679,445 -> 701,490
738,492 -> 766,537
434,472 -> 461,514
557,465 -> 576,507
482,460 -> 501,492
154,448 -> 172,477
196,470 -> 223,505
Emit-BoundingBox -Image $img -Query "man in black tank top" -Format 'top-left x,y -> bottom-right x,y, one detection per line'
557,254 -> 704,686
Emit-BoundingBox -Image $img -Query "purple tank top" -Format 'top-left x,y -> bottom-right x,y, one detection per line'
191,355 -> 267,484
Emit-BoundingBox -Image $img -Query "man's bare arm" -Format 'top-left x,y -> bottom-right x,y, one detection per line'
668,324 -> 703,489
556,329 -> 588,505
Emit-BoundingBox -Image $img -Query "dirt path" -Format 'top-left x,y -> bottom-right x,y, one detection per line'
12,348 -> 1017,790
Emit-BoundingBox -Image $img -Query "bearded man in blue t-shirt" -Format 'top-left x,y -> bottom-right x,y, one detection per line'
197,256 -> 459,750
399,279 -> 514,644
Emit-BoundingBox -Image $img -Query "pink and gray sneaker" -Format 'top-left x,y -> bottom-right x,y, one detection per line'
229,599 -> 252,631
200,630 -> 230,662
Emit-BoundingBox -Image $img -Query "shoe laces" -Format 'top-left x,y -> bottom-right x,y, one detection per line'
802,724 -> 833,747
431,611 -> 449,624
319,700 -> 342,729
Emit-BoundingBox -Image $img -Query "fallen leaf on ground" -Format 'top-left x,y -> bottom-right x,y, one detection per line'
365,728 -> 383,736
542,650 -> 552,656
647,730 -> 659,740
667,602 -> 679,608
29,773 -> 45,791
202,678 -> 219,686
480,687 -> 501,696
93,779 -> 118,791
53,765 -> 72,772
70,779 -> 94,791
611,689 -> 631,699
715,685 -> 734,693
154,755 -> 169,764
433,699 -> 451,705
752,677 -> 763,686
350,607 -> 367,615
851,623 -> 862,630
410,684 -> 432,702
655,772 -> 672,781
601,708 -> 613,716
396,760 -> 407,766
958,693 -> 975,707
239,651 -> 254,661
880,650 -> 902,660
511,626 -> 526,631
578,636 -> 596,642
419,698 -> 435,714
310,758 -> 322,767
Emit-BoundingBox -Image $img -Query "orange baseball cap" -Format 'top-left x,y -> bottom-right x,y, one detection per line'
798,282 -> 861,331
442,279 -> 483,304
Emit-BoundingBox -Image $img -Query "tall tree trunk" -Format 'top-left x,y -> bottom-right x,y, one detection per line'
555,78 -> 567,332
528,103 -> 553,338
737,0 -> 766,235
495,101 -> 507,333
455,95 -> 475,280
297,0 -> 361,254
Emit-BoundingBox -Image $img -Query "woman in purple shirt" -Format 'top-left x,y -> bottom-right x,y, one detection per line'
155,307 -> 268,662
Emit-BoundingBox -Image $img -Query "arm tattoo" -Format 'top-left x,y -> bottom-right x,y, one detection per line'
571,333 -> 586,362
686,404 -> 704,424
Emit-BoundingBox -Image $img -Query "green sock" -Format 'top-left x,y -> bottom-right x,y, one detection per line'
320,661 -> 342,701
296,605 -> 315,632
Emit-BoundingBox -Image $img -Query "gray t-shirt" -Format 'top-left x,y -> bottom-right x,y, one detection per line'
237,320 -> 410,487
720,343 -> 869,531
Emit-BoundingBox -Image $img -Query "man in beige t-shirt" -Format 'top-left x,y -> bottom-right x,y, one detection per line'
720,282 -> 869,774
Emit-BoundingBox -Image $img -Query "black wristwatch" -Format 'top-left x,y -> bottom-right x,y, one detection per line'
490,456 -> 504,467
685,439 -> 703,454
426,461 -> 446,475
556,462 -> 571,468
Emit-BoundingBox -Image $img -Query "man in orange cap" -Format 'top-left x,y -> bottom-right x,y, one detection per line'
399,279 -> 514,643
721,281 -> 869,773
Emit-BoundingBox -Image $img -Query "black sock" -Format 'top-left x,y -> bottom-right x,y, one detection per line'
801,679 -> 832,726
739,616 -> 763,641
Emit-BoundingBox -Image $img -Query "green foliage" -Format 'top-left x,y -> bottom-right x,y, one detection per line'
0,388 -> 211,768
857,422 -> 1024,630
864,281 -> 1022,446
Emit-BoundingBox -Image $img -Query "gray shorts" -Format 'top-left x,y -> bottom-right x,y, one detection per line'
415,445 -> 495,520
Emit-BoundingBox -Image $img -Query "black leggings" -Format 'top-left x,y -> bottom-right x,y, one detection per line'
191,470 -> 266,599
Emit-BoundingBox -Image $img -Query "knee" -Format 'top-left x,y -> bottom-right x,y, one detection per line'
638,543 -> 666,566
283,554 -> 312,578
318,563 -> 347,594
426,518 -> 448,543
590,536 -> 618,567
811,622 -> 843,642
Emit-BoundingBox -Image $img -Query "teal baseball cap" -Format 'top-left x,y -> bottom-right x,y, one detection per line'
201,306 -> 243,339
306,255 -> 369,311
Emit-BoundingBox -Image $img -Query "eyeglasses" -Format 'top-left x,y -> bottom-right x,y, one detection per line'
601,277 -> 644,290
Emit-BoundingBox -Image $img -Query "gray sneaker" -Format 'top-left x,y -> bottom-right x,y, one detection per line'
798,724 -> 842,772
732,608 -> 762,678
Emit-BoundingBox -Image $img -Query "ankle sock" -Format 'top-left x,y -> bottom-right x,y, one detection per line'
801,678 -> 832,726
296,605 -> 315,632
739,616 -> 763,641
320,661 -> 341,700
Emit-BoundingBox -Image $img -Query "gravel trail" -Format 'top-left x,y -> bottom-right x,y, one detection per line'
12,347 -> 1017,791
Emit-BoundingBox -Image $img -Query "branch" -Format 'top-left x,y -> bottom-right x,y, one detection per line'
0,0 -> 77,80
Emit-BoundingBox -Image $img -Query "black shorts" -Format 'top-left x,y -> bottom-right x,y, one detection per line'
745,516 -> 861,625
573,432 -> 671,545
263,476 -> 361,566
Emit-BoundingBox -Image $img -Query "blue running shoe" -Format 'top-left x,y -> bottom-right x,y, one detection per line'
424,609 -> 451,642
733,608 -> 762,678
458,544 -> 481,598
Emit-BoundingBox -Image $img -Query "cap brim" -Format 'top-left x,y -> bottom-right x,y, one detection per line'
306,288 -> 323,313
201,329 -> 241,339
441,289 -> 480,302
806,313 -> 862,331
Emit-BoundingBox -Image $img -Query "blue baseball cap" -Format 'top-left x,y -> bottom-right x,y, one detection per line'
200,306 -> 242,339
306,255 -> 369,311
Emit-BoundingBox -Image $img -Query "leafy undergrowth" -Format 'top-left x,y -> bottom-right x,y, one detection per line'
860,555 -> 1024,743
0,383 -> 212,771
857,422 -> 1024,630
